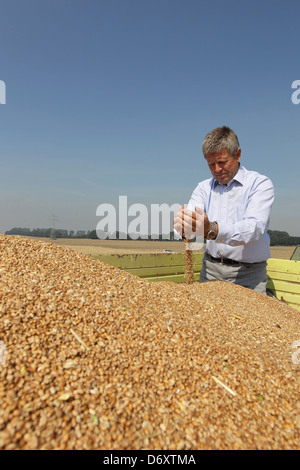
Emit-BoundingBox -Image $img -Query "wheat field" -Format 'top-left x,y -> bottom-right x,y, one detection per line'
27,237 -> 296,260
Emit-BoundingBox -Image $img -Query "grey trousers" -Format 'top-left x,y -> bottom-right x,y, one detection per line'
200,254 -> 268,294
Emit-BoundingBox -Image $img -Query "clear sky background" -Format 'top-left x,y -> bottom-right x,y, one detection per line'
1,0 -> 299,235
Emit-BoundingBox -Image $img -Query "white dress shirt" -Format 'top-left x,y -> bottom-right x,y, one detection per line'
187,165 -> 275,263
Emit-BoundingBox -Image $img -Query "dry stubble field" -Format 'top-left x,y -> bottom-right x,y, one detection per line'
30,237 -> 296,259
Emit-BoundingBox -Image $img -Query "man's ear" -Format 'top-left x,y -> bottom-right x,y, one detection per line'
235,147 -> 241,162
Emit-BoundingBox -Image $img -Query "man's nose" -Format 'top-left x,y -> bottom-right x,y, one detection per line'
215,163 -> 222,172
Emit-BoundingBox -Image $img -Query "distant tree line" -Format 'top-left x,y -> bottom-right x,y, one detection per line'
268,230 -> 300,246
5,227 -> 93,239
4,227 -> 300,245
4,227 -> 178,240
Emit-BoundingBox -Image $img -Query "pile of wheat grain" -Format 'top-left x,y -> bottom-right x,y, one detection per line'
0,234 -> 299,450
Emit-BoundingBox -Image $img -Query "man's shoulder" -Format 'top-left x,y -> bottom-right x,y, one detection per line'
239,166 -> 273,186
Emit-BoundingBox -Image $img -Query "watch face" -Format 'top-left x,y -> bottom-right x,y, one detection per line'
207,222 -> 216,240
207,231 -> 215,240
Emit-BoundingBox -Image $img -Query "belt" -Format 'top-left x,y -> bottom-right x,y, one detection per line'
205,253 -> 242,266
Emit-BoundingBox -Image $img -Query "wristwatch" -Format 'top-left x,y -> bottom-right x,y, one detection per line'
206,221 -> 217,240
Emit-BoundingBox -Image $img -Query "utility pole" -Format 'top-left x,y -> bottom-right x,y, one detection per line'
50,213 -> 58,240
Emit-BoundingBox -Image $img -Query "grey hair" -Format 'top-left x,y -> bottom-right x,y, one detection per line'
202,126 -> 240,157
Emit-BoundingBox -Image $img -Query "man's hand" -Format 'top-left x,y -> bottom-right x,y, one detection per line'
173,205 -> 210,239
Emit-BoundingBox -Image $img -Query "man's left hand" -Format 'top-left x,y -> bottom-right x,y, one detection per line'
173,206 -> 210,239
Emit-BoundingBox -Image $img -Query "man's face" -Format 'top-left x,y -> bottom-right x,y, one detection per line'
206,148 -> 241,185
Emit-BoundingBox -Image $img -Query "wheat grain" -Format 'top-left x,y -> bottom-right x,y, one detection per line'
0,234 -> 299,450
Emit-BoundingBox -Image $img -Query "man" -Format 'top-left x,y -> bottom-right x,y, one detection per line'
173,126 -> 274,294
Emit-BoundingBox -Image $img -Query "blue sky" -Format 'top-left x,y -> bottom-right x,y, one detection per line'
1,0 -> 299,235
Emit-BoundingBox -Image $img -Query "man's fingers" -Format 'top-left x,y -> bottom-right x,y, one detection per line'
195,206 -> 204,215
173,206 -> 205,238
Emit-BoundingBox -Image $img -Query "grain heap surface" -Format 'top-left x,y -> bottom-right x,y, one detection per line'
0,234 -> 299,450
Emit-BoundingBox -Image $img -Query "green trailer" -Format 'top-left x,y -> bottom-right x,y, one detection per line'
92,253 -> 300,311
